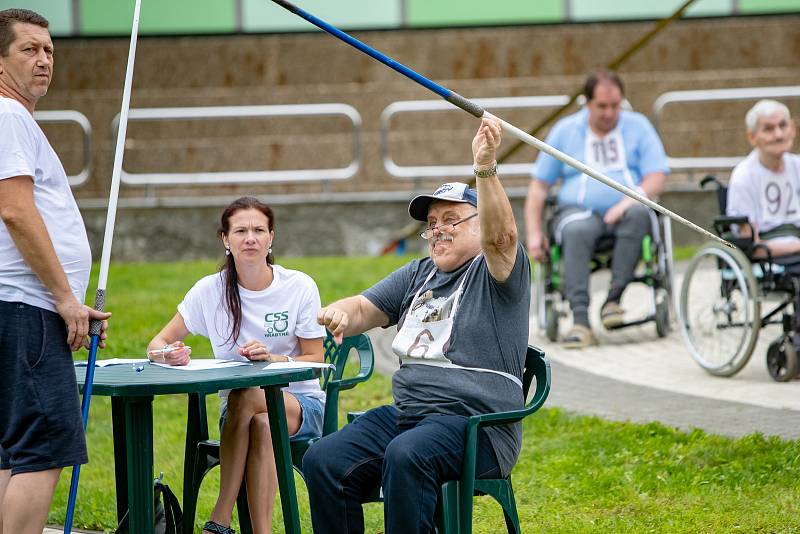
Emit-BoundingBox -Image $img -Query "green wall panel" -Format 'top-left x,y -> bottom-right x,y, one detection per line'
81,0 -> 235,35
0,0 -> 73,36
571,0 -> 732,21
406,0 -> 562,27
243,0 -> 401,32
740,0 -> 800,14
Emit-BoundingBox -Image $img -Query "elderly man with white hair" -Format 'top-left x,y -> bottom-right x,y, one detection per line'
726,99 -> 799,256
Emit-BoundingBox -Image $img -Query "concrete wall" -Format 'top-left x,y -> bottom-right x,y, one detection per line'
34,14 -> 800,258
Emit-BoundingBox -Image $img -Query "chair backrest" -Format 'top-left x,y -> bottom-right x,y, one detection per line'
522,345 -> 551,413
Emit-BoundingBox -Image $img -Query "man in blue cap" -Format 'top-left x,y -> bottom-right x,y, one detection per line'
305,117 -> 531,534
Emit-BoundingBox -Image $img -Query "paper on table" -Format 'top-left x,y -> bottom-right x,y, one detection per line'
262,361 -> 335,371
74,358 -> 150,367
152,359 -> 252,371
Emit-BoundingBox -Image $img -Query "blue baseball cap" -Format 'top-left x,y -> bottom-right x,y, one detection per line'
408,182 -> 478,221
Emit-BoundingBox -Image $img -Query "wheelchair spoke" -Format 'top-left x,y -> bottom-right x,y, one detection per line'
679,244 -> 760,377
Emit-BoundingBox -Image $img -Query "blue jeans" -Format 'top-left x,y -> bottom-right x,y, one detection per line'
302,405 -> 501,534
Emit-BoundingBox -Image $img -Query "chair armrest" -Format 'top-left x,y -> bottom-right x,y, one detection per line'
347,411 -> 365,424
327,345 -> 374,392
321,334 -> 375,436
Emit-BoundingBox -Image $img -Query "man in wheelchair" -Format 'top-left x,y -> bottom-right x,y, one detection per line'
727,99 -> 799,259
679,99 -> 800,381
525,69 -> 670,348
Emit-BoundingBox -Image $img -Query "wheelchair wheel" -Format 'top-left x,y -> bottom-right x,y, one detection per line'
766,336 -> 799,382
545,298 -> 559,342
679,243 -> 760,377
655,288 -> 670,338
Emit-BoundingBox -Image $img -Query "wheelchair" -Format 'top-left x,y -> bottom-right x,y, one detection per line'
534,200 -> 675,342
678,176 -> 800,382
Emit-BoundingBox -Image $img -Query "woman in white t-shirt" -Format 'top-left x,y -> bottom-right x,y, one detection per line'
147,197 -> 326,534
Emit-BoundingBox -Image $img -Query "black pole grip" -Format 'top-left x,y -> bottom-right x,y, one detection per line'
88,288 -> 106,337
446,92 -> 485,118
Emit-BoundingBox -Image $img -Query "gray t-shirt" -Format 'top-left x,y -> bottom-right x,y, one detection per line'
363,243 -> 531,476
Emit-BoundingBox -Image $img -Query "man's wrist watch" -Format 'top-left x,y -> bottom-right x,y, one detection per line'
473,161 -> 497,178
286,356 -> 295,363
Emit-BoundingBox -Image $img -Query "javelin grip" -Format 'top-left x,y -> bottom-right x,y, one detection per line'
446,93 -> 485,118
88,289 -> 106,336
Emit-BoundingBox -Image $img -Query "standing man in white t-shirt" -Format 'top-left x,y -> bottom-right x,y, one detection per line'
727,99 -> 800,257
0,9 -> 110,534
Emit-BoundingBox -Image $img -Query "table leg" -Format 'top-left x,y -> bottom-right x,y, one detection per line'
111,397 -> 129,524
263,385 -> 302,534
123,396 -> 155,534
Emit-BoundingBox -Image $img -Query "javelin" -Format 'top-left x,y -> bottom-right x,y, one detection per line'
63,0 -> 142,531
270,0 -> 731,249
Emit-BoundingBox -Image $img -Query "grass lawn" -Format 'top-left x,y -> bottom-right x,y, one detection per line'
51,255 -> 799,533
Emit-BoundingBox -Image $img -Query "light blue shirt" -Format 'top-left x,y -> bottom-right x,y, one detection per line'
532,108 -> 670,215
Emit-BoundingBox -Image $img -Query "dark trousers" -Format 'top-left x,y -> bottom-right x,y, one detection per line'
302,405 -> 501,534
554,203 -> 652,326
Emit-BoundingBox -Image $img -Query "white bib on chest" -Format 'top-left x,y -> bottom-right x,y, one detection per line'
759,167 -> 800,230
578,126 -> 635,204
391,256 -> 522,388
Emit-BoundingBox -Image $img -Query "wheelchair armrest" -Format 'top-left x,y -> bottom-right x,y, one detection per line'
713,216 -> 755,252
713,215 -> 749,233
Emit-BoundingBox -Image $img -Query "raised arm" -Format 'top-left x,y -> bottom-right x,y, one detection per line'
472,118 -> 518,282
317,295 -> 390,344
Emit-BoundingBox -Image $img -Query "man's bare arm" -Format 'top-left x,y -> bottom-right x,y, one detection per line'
524,178 -> 550,261
317,295 -> 390,344
0,176 -> 110,350
473,118 -> 518,282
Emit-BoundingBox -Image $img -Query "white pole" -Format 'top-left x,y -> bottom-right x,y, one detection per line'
97,0 -> 142,292
484,112 -> 732,249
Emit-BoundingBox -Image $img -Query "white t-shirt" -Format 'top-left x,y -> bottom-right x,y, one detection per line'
177,265 -> 326,401
727,150 -> 800,240
0,97 -> 91,312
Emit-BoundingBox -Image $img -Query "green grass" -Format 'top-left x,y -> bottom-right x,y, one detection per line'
50,256 -> 799,533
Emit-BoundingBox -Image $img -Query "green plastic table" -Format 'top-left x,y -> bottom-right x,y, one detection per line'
75,361 -> 319,534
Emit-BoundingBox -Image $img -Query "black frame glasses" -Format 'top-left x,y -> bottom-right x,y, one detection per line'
420,212 -> 478,240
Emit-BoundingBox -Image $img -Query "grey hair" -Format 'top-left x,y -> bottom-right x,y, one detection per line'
745,99 -> 791,132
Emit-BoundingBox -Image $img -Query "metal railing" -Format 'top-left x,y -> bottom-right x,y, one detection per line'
380,95 -> 571,179
653,85 -> 800,175
111,103 -> 362,185
33,110 -> 92,187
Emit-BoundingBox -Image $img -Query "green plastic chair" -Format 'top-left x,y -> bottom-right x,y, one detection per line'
181,333 -> 375,534
350,345 -> 550,534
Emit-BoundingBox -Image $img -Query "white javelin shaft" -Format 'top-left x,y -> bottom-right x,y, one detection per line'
483,111 -> 732,249
97,0 -> 142,290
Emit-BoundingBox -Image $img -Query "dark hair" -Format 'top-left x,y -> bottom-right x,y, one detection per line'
583,69 -> 625,101
0,9 -> 49,57
218,196 -> 275,347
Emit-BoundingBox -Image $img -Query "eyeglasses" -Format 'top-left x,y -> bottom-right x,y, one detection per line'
420,212 -> 478,240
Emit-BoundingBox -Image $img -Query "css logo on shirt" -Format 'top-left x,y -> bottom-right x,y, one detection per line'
264,311 -> 289,337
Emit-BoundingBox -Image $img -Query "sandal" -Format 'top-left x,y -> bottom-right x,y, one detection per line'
203,520 -> 236,534
561,324 -> 595,349
600,301 -> 626,330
